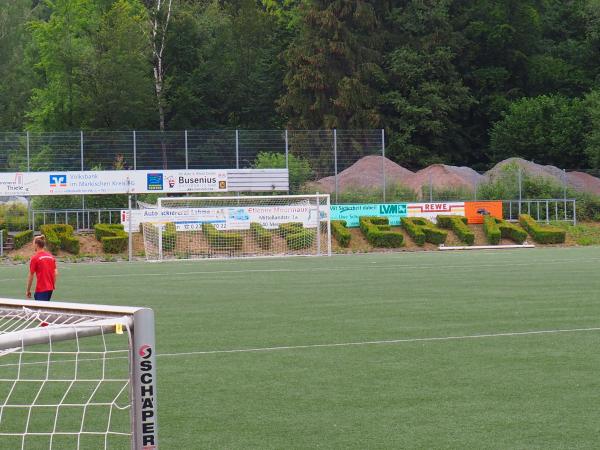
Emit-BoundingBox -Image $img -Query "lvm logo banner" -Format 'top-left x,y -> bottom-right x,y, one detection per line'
330,203 -> 408,227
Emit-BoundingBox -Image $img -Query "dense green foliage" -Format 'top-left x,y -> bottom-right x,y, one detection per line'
436,215 -> 474,245
401,217 -> 448,245
250,222 -> 272,250
13,229 -> 33,249
0,204 -> 29,232
331,220 -> 351,247
1,1 -> 600,170
483,216 -> 528,244
94,223 -> 128,253
40,224 -> 80,254
202,223 -> 243,250
285,229 -> 315,249
519,214 -> 566,244
359,217 -> 403,248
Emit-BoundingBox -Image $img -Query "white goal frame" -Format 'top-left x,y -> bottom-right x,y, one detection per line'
0,298 -> 158,450
141,194 -> 331,262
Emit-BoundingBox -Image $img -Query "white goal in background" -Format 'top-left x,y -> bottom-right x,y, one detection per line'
0,299 -> 157,450
140,194 -> 331,262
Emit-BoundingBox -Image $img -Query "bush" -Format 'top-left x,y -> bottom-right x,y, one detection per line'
0,203 -> 29,231
40,224 -> 80,254
401,217 -> 447,246
13,230 -> 33,250
162,223 -> 177,251
94,223 -> 128,253
332,220 -> 351,247
359,217 -> 404,248
202,223 -> 243,250
437,215 -> 474,245
499,220 -> 528,244
278,222 -> 304,237
286,229 -> 315,249
253,151 -> 314,192
519,214 -> 566,244
483,216 -> 501,245
250,222 -> 272,250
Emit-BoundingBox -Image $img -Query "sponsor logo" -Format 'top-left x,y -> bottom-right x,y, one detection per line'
379,204 -> 407,215
49,174 -> 67,188
167,176 -> 176,188
138,344 -> 157,448
147,173 -> 163,191
219,180 -> 227,189
0,173 -> 28,192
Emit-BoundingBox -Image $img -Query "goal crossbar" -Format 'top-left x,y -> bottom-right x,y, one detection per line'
0,298 -> 158,450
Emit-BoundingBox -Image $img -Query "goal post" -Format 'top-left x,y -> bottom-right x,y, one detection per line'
0,298 -> 158,450
140,194 -> 331,261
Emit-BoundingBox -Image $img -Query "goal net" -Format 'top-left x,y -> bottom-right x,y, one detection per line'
139,195 -> 331,261
0,299 -> 157,450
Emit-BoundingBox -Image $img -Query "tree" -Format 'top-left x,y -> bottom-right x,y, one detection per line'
381,0 -> 473,168
490,94 -> 587,168
278,0 -> 386,129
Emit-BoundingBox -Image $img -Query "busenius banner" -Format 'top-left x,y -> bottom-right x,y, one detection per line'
0,170 -> 228,196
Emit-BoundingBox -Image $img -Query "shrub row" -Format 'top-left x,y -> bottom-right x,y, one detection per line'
286,229 -> 315,249
331,220 -> 351,247
250,222 -> 272,250
436,215 -> 474,245
13,230 -> 33,250
162,223 -> 177,251
278,222 -> 304,237
483,216 -> 502,244
94,224 -> 128,253
519,214 -> 566,244
482,216 -> 528,245
401,217 -> 447,246
202,223 -> 243,250
40,224 -> 80,254
359,217 -> 403,248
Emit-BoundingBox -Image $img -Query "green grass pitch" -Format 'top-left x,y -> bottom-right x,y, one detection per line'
1,247 -> 599,449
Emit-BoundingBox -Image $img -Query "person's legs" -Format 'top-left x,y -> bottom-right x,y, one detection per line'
34,291 -> 53,301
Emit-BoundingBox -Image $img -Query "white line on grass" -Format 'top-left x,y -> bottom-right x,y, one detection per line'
160,326 -> 600,357
0,327 -> 598,369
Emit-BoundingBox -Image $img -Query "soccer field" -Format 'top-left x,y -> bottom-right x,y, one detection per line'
1,247 -> 599,449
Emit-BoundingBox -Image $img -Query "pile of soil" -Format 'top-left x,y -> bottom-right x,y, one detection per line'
405,164 -> 484,195
566,171 -> 600,195
485,158 -> 566,183
310,155 -> 413,192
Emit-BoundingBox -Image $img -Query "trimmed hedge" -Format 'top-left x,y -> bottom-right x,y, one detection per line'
40,224 -> 80,254
250,222 -> 272,250
401,217 -> 447,246
202,223 -> 243,250
14,230 -> 33,250
286,229 -> 315,249
94,223 -> 128,253
359,216 -> 403,248
519,214 -> 566,244
437,215 -> 474,245
331,220 -> 351,247
483,216 -> 501,245
278,222 -> 304,237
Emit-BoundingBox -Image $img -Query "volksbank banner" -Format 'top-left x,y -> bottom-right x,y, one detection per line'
0,170 -> 227,196
331,203 -> 408,227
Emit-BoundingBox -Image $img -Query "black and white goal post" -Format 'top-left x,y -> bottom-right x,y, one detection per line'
0,298 -> 158,450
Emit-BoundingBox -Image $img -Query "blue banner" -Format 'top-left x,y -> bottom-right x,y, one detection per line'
331,203 -> 408,227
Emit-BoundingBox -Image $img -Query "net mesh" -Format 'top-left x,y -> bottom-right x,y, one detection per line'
139,195 -> 331,261
0,306 -> 132,449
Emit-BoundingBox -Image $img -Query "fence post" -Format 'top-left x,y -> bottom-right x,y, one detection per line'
316,192 -> 321,256
0,229 -> 3,258
518,167 -> 522,215
26,131 -> 30,172
563,169 -> 567,221
133,130 -> 137,170
333,129 -> 338,204
235,129 -> 240,169
429,172 -> 433,202
285,129 -> 289,194
128,194 -> 133,263
184,130 -> 189,169
573,200 -> 577,225
381,129 -> 386,203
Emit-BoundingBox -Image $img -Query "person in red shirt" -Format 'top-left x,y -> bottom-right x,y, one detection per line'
26,235 -> 58,301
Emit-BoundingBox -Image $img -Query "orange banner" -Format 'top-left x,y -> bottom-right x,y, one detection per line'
464,201 -> 503,224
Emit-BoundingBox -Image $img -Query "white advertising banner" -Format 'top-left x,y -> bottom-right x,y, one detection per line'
0,170 -> 228,196
406,202 -> 465,223
122,204 -> 319,231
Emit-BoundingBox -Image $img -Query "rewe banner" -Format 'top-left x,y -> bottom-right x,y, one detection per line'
0,170 -> 228,196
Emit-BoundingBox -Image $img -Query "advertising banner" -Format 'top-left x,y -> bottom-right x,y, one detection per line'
406,202 -> 465,223
0,170 -> 228,196
464,201 -> 503,224
122,204 -> 320,231
330,203 -> 408,227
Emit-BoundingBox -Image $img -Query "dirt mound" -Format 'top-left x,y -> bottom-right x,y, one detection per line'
310,155 -> 413,192
567,171 -> 600,195
485,158 -> 566,183
405,164 -> 484,194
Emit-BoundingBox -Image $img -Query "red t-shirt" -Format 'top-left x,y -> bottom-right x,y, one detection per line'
30,251 -> 56,293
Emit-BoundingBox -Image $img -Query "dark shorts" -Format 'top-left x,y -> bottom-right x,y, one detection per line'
34,291 -> 53,301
